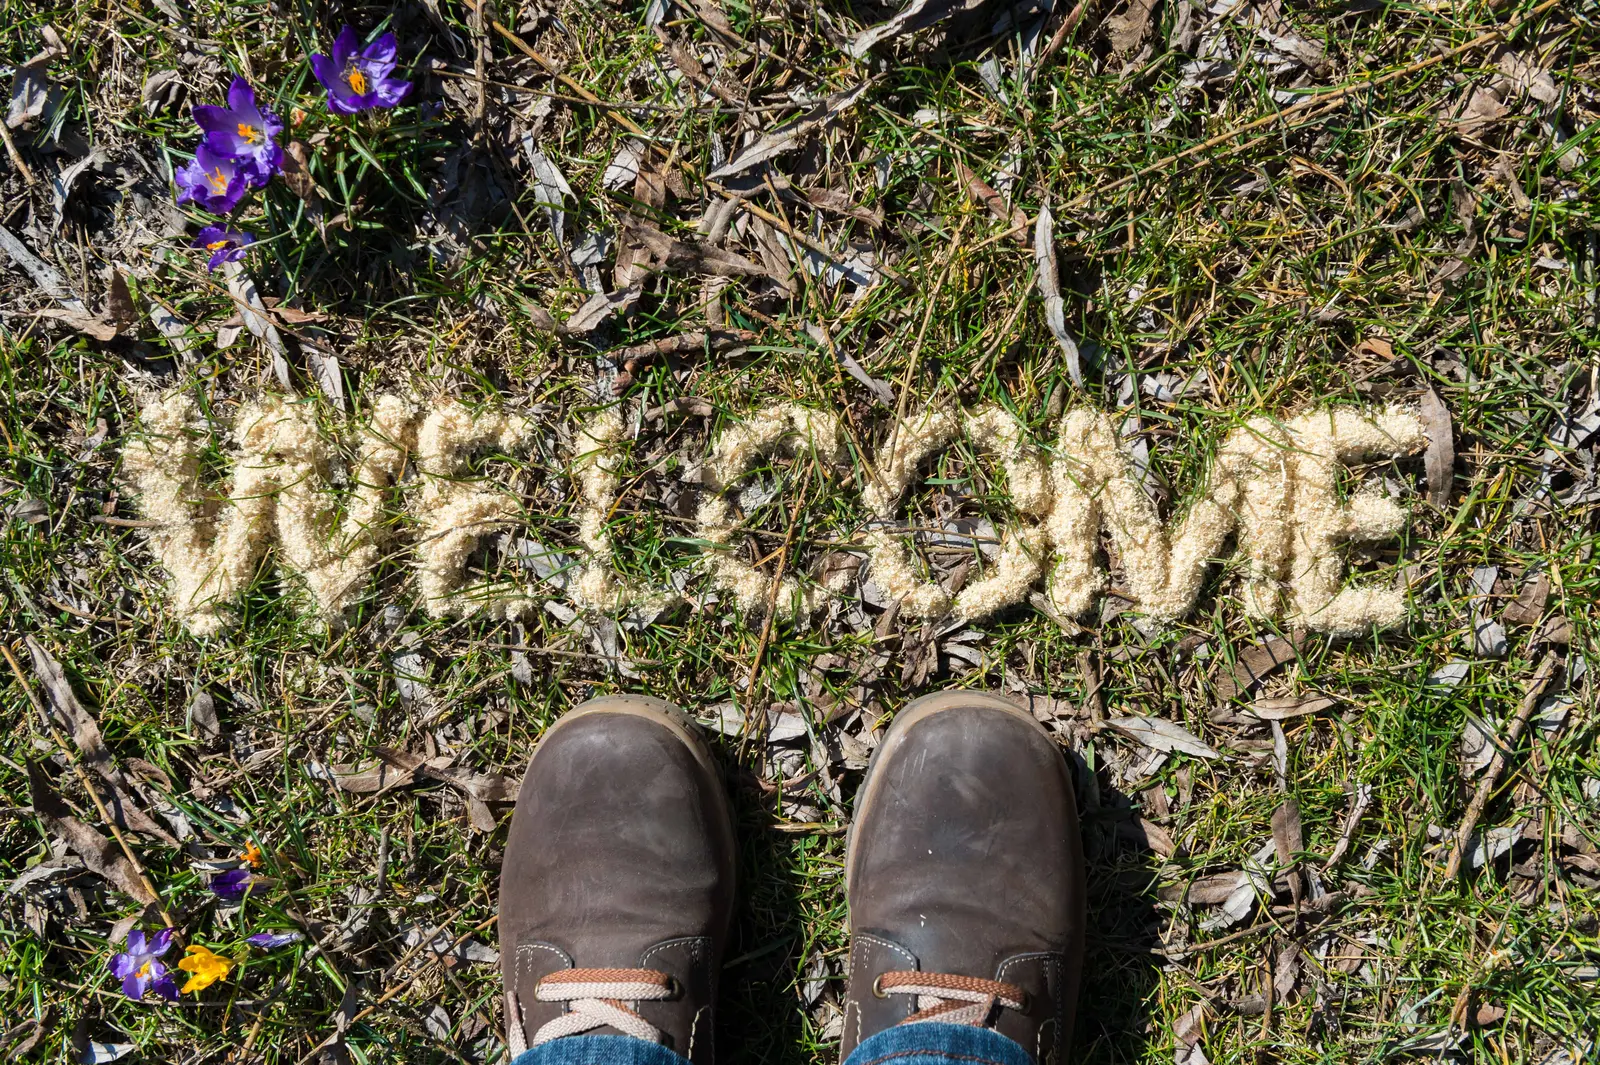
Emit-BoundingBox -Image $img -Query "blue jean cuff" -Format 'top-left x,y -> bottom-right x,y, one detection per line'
843,1022 -> 1034,1065
510,1034 -> 692,1065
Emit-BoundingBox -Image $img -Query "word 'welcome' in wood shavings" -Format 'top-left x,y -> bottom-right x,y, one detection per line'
121,391 -> 1428,637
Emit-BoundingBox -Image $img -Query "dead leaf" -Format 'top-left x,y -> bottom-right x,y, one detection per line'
1105,0 -> 1158,55
1271,798 -> 1304,905
400,925 -> 499,966
803,321 -> 893,405
627,221 -> 771,279
279,141 -> 322,204
1469,565 -> 1507,658
1162,870 -> 1248,905
846,0 -> 989,57
1247,695 -> 1338,721
34,269 -> 130,341
1459,714 -> 1499,777
1495,52 -> 1560,106
1355,337 -> 1393,359
33,308 -> 120,341
1421,387 -> 1453,508
603,140 -> 644,191
799,186 -> 884,229
1502,572 -> 1548,627
303,344 -> 346,410
708,82 -> 869,180
324,747 -> 517,811
956,161 -> 1026,242
7,56 -> 59,130
1117,817 -> 1176,857
105,273 -> 135,327
188,689 -> 221,745
523,142 -> 575,247
1274,942 -> 1302,998
26,638 -> 174,843
563,286 -> 641,336
1034,203 -> 1082,387
1448,84 -> 1509,135
140,69 -> 183,114
645,396 -> 716,420
25,763 -> 156,905
222,261 -> 292,389
0,225 -> 83,310
1108,715 -> 1222,759
0,1015 -> 48,1060
1216,635 -> 1299,701
50,151 -> 106,230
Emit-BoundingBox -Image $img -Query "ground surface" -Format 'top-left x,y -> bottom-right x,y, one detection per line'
2,0 -> 1599,1063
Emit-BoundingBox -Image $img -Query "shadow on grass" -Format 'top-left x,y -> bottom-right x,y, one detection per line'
720,771 -> 821,1065
1075,768 -> 1163,1065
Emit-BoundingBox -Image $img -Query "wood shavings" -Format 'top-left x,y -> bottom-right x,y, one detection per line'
694,404 -> 848,617
123,392 -> 1429,638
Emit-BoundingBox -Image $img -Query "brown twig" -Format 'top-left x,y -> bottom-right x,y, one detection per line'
1032,0 -> 1092,72
1078,649 -> 1107,726
1444,652 -> 1559,879
0,122 -> 36,186
0,641 -> 174,929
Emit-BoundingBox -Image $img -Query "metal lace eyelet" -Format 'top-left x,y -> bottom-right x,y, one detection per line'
665,976 -> 682,998
871,975 -> 888,999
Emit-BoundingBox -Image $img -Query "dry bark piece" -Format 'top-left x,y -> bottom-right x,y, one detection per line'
25,763 -> 157,905
1420,387 -> 1454,508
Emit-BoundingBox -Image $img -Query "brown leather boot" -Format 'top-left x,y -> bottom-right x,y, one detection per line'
840,691 -> 1086,1065
500,695 -> 736,1063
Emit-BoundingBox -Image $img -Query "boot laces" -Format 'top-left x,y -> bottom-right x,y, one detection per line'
506,968 -> 677,1054
877,971 -> 1026,1028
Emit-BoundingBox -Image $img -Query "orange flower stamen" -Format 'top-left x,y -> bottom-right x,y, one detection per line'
237,122 -> 261,144
346,66 -> 367,95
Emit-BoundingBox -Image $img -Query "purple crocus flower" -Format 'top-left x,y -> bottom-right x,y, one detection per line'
175,143 -> 251,214
193,225 -> 254,271
209,868 -> 252,901
192,77 -> 283,182
110,928 -> 180,1001
310,27 -> 411,114
247,931 -> 304,949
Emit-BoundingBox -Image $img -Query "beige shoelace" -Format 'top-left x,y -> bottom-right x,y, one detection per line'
506,968 -> 677,1055
877,971 -> 1027,1027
